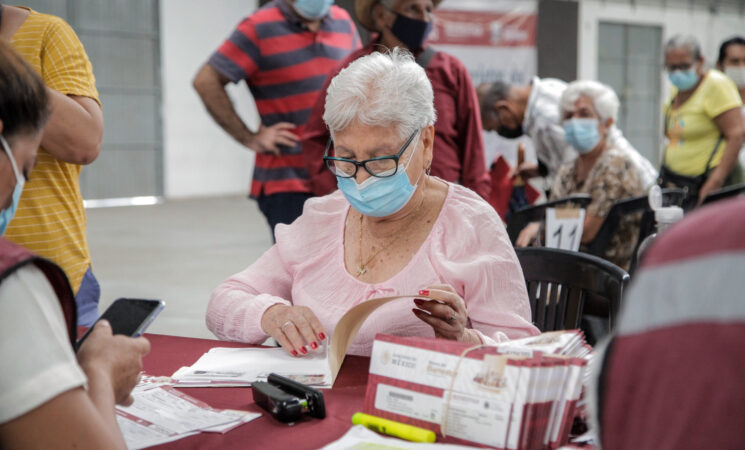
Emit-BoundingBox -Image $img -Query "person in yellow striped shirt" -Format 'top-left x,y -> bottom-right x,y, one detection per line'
0,5 -> 104,325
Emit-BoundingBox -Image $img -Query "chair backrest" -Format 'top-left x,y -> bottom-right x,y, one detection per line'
506,194 -> 592,245
516,247 -> 630,332
702,182 -> 745,205
587,188 -> 686,260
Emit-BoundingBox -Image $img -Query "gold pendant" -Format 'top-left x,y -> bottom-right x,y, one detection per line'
357,266 -> 367,276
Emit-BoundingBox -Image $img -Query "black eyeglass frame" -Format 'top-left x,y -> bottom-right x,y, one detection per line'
322,129 -> 419,179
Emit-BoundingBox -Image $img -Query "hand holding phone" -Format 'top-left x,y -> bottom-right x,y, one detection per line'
76,320 -> 151,405
76,298 -> 165,351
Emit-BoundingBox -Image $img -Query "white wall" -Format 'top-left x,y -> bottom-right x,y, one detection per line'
160,0 -> 261,199
578,0 -> 745,85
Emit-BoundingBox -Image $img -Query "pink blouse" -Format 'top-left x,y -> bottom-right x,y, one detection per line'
207,182 -> 538,356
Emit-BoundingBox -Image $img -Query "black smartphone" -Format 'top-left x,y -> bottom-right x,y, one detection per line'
75,298 -> 165,351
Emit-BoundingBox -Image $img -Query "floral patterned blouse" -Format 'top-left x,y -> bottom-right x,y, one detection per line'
550,146 -> 646,270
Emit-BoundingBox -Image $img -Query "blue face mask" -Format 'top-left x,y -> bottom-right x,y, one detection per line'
563,118 -> 601,154
0,135 -> 25,236
293,0 -> 333,20
668,68 -> 699,91
337,135 -> 423,217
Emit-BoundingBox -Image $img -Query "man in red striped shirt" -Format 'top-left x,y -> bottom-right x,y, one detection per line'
194,0 -> 360,239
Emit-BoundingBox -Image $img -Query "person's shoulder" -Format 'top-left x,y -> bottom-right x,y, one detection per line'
702,69 -> 739,95
433,181 -> 511,256
443,182 -> 502,227
705,69 -> 733,85
275,191 -> 347,238
274,191 -> 347,261
329,4 -> 354,22
21,9 -> 74,37
535,77 -> 568,91
302,190 -> 348,215
598,146 -> 639,173
249,2 -> 284,22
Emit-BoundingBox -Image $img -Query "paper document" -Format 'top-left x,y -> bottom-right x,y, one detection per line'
115,386 -> 260,449
174,294 -> 421,388
322,425 -> 476,450
173,344 -> 332,387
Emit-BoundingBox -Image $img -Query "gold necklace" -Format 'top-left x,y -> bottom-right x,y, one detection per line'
356,193 -> 426,277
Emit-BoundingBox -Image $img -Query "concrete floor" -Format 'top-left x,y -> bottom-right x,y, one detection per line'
86,196 -> 273,339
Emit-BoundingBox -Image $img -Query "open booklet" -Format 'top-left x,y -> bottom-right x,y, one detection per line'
172,295 -> 422,388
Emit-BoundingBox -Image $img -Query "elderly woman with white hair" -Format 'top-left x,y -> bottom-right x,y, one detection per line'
206,50 -> 538,357
516,80 -> 646,270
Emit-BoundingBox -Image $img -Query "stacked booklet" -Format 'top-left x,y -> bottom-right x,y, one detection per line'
364,330 -> 591,450
116,379 -> 260,449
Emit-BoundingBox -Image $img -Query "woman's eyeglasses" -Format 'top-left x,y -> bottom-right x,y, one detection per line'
323,130 -> 419,179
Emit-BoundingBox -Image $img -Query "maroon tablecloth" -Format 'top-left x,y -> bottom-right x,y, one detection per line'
138,333 -> 370,449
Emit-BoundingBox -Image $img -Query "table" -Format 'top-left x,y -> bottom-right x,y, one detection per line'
141,333 -> 371,449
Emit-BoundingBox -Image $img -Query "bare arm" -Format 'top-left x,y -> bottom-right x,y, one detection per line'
192,64 -> 297,154
699,107 -> 745,202
0,322 -> 148,449
193,64 -> 254,147
580,214 -> 605,244
41,90 -> 103,165
0,387 -> 126,449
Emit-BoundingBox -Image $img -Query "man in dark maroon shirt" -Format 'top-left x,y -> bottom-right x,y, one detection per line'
301,0 -> 490,200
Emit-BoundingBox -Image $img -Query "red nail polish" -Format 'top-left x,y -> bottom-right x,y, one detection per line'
414,298 -> 423,304
419,289 -> 430,296
310,342 -> 318,350
291,350 -> 298,357
319,332 -> 326,340
300,346 -> 308,355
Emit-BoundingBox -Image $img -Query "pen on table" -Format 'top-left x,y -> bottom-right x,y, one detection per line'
352,412 -> 436,443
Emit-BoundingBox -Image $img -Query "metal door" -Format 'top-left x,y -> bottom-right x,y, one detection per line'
21,0 -> 163,200
597,21 -> 662,165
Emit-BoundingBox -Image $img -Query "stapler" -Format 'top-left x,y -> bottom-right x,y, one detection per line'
252,373 -> 326,423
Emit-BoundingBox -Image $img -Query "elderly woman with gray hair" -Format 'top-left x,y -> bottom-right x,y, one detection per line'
517,80 -> 646,270
661,34 -> 745,208
207,50 -> 538,357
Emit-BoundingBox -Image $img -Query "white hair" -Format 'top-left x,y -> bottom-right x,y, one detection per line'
665,34 -> 702,60
559,80 -> 619,123
323,48 -> 437,140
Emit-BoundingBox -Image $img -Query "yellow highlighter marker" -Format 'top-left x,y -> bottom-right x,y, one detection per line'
352,412 -> 436,443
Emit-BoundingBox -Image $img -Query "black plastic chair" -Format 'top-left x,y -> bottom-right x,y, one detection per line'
506,194 -> 592,245
516,247 -> 630,333
702,182 -> 745,205
586,188 -> 686,259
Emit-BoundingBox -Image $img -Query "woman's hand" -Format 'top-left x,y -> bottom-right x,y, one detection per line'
515,221 -> 541,247
76,320 -> 150,406
261,304 -> 326,357
412,285 -> 481,344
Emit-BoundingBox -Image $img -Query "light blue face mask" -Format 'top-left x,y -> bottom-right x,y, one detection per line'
337,134 -> 423,218
0,135 -> 25,236
563,118 -> 601,154
293,0 -> 333,20
668,68 -> 699,91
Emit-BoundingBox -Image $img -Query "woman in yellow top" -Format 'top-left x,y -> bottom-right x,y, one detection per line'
662,34 -> 745,208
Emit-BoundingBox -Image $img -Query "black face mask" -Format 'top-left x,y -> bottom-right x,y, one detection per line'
497,125 -> 524,139
390,12 -> 432,51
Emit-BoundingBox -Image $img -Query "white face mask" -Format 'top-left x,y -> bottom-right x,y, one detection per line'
725,65 -> 745,88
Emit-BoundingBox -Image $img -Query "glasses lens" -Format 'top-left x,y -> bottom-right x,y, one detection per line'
365,158 -> 398,177
327,159 -> 357,177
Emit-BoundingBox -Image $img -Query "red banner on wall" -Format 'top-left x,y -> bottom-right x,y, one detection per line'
428,9 -> 537,48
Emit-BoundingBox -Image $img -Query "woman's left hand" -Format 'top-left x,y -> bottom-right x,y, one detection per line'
412,285 -> 480,344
